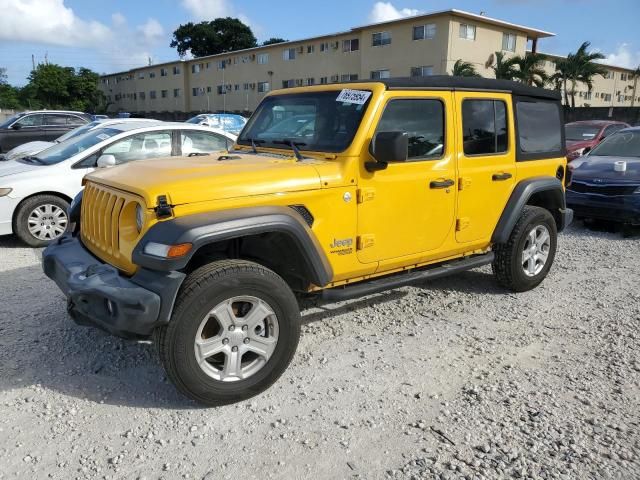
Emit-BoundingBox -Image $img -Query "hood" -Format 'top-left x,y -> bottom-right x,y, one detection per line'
571,155 -> 640,182
4,141 -> 56,160
85,152 -> 331,207
0,158 -> 46,179
566,139 -> 598,152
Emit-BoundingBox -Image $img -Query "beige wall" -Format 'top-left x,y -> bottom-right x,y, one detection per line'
99,12 -> 639,114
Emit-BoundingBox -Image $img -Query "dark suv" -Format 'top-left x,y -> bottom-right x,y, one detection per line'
0,111 -> 91,153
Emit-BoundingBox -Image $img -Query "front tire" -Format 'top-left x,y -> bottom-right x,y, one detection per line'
14,194 -> 69,247
155,260 -> 301,406
492,206 -> 557,292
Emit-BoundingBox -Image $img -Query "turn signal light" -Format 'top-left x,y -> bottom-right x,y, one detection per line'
167,243 -> 193,258
144,242 -> 193,258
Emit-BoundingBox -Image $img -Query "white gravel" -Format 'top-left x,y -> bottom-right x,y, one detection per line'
0,223 -> 639,480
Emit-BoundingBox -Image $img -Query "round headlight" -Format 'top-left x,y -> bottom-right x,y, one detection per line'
135,203 -> 144,233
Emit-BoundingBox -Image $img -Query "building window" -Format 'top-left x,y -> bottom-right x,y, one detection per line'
149,91 -> 157,100
283,48 -> 296,61
192,87 -> 200,97
411,66 -> 434,77
413,24 -> 436,40
602,93 -> 612,102
320,77 -> 328,84
459,24 -> 476,40
206,86 -> 212,93
621,73 -> 628,81
320,42 -> 329,53
372,31 -> 392,47
139,92 -> 146,100
257,82 -> 270,93
257,53 -> 269,64
138,73 -> 145,80
462,100 -> 508,155
584,91 -> 592,100
161,90 -> 168,98
205,62 -> 211,69
371,69 -> 391,80
502,33 -> 516,52
306,78 -> 315,86
282,79 -> 295,88
604,71 -> 612,79
173,66 -> 181,75
173,88 -> 181,98
160,68 -> 168,76
343,38 -> 360,52
149,72 -> 156,78
340,73 -> 358,82
234,84 -> 240,91
192,64 -> 201,74
307,45 -> 315,54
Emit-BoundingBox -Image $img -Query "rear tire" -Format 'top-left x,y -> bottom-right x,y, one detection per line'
14,194 -> 69,247
492,206 -> 557,292
155,260 -> 301,406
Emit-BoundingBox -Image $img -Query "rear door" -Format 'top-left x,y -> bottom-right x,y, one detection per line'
454,92 -> 515,243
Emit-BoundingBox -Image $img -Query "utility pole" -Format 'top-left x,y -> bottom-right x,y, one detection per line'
31,54 -> 35,71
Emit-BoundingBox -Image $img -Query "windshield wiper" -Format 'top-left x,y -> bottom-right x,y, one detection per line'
272,140 -> 307,161
22,156 -> 45,165
242,138 -> 266,154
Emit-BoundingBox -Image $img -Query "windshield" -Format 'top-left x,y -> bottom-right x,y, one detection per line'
565,124 -> 601,142
56,121 -> 101,143
238,90 -> 371,152
31,128 -> 123,165
0,113 -> 24,129
589,130 -> 640,158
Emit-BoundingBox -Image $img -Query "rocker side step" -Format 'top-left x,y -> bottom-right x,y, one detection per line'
321,252 -> 494,302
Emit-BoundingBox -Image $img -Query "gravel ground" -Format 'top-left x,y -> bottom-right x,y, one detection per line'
0,223 -> 638,480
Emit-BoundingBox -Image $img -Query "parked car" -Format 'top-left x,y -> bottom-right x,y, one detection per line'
90,114 -> 109,121
0,110 -> 92,154
0,122 -> 236,246
186,113 -> 247,135
42,77 -> 572,406
567,127 -> 640,229
0,118 -> 159,162
565,120 -> 630,161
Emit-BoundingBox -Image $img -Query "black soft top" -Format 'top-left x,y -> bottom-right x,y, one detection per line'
356,76 -> 560,101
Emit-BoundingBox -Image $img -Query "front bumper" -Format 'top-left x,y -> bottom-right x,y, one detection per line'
0,195 -> 20,236
567,191 -> 640,224
42,234 -> 185,338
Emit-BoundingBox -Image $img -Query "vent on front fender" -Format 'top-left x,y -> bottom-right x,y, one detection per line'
289,205 -> 314,227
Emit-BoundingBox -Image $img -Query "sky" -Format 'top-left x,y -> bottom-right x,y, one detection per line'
0,0 -> 639,86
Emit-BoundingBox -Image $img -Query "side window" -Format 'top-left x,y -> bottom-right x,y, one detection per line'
15,114 -> 43,127
603,125 -> 623,138
462,100 -> 508,156
515,100 -> 562,158
102,131 -> 172,164
181,131 -> 229,156
375,99 -> 445,160
43,114 -> 69,126
67,115 -> 86,126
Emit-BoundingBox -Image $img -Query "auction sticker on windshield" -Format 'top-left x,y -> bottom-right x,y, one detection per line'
336,89 -> 371,105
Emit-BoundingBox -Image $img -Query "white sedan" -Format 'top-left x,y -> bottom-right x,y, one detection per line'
0,121 -> 236,246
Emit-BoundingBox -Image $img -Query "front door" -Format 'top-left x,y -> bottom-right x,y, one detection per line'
4,113 -> 44,150
454,92 -> 516,243
357,93 -> 456,264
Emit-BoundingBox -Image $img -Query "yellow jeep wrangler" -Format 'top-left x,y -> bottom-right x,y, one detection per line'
43,77 -> 572,406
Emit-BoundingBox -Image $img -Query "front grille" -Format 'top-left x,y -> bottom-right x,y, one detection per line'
81,183 -> 126,256
568,181 -> 638,196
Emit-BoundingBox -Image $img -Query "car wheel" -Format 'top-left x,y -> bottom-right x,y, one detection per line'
155,259 -> 301,406
14,194 -> 70,247
492,206 -> 557,292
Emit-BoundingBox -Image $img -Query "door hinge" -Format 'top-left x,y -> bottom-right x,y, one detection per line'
357,188 -> 376,204
456,218 -> 470,231
357,234 -> 375,250
459,177 -> 472,190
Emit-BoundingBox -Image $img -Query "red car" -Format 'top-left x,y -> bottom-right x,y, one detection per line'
565,120 -> 630,161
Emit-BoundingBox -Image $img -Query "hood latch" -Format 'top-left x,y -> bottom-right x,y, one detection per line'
154,195 -> 173,219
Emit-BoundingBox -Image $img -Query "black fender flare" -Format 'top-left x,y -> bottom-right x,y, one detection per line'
132,206 -> 333,287
492,177 -> 568,244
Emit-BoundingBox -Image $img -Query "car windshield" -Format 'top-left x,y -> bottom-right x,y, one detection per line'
55,121 -> 101,142
238,90 -> 371,152
589,130 -> 640,158
0,113 -> 24,129
28,128 -> 123,165
565,124 -> 601,141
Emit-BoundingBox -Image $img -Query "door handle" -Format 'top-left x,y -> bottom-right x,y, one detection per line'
492,173 -> 513,181
430,179 -> 455,189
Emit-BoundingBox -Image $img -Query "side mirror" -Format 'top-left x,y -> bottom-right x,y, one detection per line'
366,131 -> 408,172
11,123 -> 22,130
96,154 -> 116,168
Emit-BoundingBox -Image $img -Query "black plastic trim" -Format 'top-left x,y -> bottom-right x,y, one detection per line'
132,206 -> 333,287
492,177 -> 567,244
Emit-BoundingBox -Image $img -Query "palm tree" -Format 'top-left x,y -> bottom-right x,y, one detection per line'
515,53 -> 548,87
490,51 -> 519,81
631,66 -> 640,107
553,42 -> 608,107
452,59 -> 481,77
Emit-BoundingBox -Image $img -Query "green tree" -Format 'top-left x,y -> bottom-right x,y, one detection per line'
262,37 -> 287,46
452,59 -> 481,77
170,17 -> 257,57
490,51 -> 519,81
552,42 -> 607,107
514,53 -> 548,87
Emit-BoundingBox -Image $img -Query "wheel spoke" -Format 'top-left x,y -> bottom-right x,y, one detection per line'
526,257 -> 537,275
537,230 -> 550,248
222,350 -> 243,380
210,301 -> 236,330
242,301 -> 273,330
528,229 -> 536,246
245,335 -> 277,359
195,337 -> 227,360
536,250 -> 549,264
522,249 -> 532,263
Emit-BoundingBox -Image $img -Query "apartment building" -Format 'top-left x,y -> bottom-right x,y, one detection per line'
99,8 -> 638,115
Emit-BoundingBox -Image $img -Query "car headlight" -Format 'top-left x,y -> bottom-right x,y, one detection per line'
0,188 -> 12,197
135,203 -> 145,233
